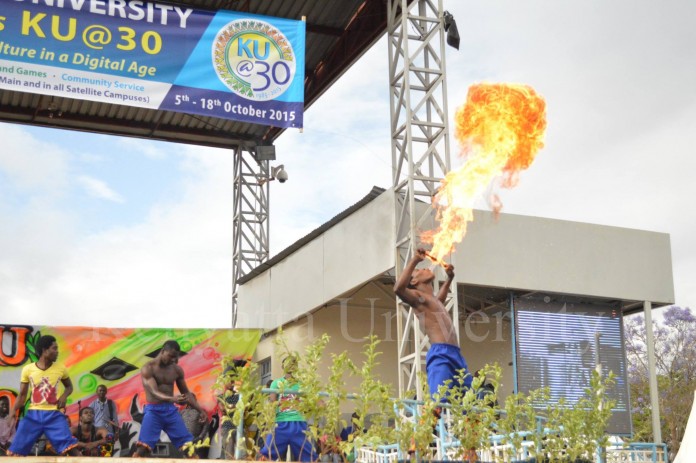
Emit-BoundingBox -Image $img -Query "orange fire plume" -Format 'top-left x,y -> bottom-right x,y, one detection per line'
421,83 -> 547,264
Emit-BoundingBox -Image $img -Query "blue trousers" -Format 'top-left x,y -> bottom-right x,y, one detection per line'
136,403 -> 193,451
9,410 -> 78,456
259,421 -> 317,462
426,343 -> 472,398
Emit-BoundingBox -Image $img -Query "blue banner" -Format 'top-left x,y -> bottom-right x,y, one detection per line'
0,1 -> 305,128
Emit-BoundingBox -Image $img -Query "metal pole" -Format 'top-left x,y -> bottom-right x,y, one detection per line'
509,293 -> 518,394
389,0 -> 456,399
234,392 -> 245,460
643,300 -> 663,444
232,145 -> 270,327
595,332 -> 602,375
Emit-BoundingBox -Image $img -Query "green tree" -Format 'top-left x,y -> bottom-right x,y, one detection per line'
625,306 -> 696,457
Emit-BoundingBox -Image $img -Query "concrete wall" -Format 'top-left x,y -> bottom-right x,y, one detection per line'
239,189 -> 673,330
459,314 -> 515,398
237,191 -> 394,330
252,302 -> 399,413
449,208 -> 674,304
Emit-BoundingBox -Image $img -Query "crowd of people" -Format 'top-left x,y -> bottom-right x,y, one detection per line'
0,338 -> 211,458
1,248 -> 471,461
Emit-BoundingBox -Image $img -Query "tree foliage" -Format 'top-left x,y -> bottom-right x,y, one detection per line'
624,305 -> 696,456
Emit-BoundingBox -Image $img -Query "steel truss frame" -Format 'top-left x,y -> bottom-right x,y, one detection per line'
388,0 -> 459,398
232,145 -> 270,327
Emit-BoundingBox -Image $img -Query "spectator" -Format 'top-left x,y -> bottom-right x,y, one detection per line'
474,370 -> 498,408
179,395 -> 210,459
71,407 -> 113,456
218,360 -> 256,459
340,412 -> 366,463
258,354 -> 317,462
0,397 -> 16,455
89,385 -> 119,436
217,368 -> 240,460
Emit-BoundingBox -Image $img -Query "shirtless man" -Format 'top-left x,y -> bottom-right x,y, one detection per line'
133,340 -> 206,458
393,248 -> 472,397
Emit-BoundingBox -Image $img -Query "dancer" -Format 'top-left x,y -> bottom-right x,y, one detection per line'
133,340 -> 206,458
6,335 -> 80,456
394,248 -> 473,397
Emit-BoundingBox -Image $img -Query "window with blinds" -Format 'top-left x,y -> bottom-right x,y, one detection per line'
514,296 -> 631,435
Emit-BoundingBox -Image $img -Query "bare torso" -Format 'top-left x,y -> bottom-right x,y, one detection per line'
393,251 -> 459,347
411,290 -> 459,346
142,359 -> 183,404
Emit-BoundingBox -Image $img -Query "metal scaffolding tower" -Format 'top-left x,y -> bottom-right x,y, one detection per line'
232,145 -> 270,327
388,0 -> 459,398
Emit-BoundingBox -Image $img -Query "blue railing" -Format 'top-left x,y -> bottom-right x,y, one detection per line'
606,442 -> 670,463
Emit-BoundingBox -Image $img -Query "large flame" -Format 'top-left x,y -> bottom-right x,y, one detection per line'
421,83 -> 547,263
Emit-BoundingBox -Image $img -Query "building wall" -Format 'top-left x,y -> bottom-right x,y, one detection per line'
237,191 -> 394,330
451,208 -> 674,305
238,189 -> 673,332
252,303 -> 399,413
459,313 -> 515,398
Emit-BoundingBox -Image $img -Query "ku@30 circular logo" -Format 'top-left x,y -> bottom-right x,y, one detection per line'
213,20 -> 296,101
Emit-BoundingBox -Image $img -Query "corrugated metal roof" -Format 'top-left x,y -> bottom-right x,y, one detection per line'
0,0 -> 391,149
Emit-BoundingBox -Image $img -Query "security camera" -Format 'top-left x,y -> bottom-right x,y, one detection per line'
271,165 -> 288,183
258,165 -> 288,185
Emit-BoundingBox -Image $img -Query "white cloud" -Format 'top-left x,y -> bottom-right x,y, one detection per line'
116,137 -> 169,160
1,0 -> 695,330
0,126 -> 78,310
77,175 -> 125,203
2,145 -> 235,328
0,125 -> 69,193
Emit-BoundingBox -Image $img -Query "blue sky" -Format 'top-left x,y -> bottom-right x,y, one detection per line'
1,0 -> 695,328
22,127 -> 187,231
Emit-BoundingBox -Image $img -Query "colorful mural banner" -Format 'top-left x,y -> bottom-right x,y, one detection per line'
0,1 -> 305,128
0,324 -> 261,454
